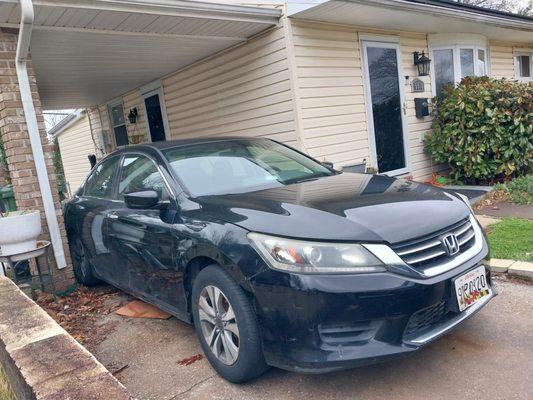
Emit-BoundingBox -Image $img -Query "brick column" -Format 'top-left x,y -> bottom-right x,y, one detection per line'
0,28 -> 74,291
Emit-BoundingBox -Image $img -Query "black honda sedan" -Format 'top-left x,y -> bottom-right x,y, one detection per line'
64,137 -> 494,383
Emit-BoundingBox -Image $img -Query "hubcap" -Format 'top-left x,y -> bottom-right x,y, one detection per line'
198,285 -> 240,365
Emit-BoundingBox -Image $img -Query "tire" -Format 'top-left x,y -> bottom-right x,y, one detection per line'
70,237 -> 101,286
191,265 -> 268,383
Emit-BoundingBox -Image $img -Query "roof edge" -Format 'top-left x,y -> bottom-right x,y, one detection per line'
49,110 -> 86,138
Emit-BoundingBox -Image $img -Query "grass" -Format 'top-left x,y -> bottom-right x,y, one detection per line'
494,175 -> 533,205
0,365 -> 15,400
487,218 -> 533,262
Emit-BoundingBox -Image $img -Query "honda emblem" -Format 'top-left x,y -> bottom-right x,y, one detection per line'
441,234 -> 460,256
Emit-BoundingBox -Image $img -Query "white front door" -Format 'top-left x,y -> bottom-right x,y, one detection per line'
362,40 -> 410,176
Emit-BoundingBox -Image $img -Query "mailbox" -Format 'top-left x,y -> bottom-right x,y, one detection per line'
414,98 -> 429,118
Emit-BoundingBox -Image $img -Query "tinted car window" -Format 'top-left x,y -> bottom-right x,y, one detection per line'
118,154 -> 168,198
163,139 -> 333,196
84,156 -> 120,199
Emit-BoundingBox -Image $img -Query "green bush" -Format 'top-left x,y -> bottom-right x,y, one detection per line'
425,77 -> 533,183
494,174 -> 533,205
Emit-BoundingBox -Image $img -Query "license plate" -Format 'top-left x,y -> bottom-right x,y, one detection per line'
454,265 -> 491,312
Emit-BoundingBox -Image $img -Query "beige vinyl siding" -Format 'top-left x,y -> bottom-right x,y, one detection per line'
161,21 -> 299,147
122,89 -> 148,144
489,41 -> 516,79
56,114 -> 97,193
290,21 -> 370,167
290,20 -> 438,181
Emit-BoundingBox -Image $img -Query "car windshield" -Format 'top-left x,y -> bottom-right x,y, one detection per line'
163,139 -> 334,196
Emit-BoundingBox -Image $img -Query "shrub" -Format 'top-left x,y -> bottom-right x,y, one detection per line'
494,174 -> 533,205
425,77 -> 533,183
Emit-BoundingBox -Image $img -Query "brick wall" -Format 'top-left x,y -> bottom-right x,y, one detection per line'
0,28 -> 74,291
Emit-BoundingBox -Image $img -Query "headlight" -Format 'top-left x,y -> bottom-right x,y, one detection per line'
248,232 -> 386,274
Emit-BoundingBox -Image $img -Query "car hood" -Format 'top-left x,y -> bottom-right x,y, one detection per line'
194,173 -> 470,244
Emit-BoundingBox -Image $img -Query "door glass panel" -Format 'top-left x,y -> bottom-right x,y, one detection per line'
118,155 -> 168,198
84,156 -> 120,199
144,93 -> 166,142
434,49 -> 455,96
477,49 -> 486,76
460,49 -> 474,78
366,46 -> 405,173
113,125 -> 129,147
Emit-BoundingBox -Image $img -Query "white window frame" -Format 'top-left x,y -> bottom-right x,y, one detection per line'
514,50 -> 533,81
430,44 -> 488,96
140,80 -> 171,142
107,97 -> 127,148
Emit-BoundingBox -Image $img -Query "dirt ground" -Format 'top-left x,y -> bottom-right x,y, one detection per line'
39,275 -> 533,400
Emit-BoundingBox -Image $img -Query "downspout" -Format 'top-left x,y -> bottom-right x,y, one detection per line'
15,0 -> 67,269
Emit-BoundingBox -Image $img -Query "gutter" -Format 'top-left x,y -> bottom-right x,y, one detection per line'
15,0 -> 67,269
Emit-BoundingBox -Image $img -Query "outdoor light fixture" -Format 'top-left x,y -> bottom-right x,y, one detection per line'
413,51 -> 431,76
127,107 -> 138,124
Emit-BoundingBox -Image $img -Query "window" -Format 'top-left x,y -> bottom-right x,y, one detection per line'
108,100 -> 129,147
431,45 -> 487,96
84,156 -> 120,199
163,139 -> 333,196
118,155 -> 168,199
515,53 -> 532,80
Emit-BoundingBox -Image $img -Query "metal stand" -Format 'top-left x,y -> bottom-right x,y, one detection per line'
0,241 -> 56,300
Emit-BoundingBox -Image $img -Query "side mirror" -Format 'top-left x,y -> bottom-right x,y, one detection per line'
124,190 -> 160,209
322,161 -> 334,170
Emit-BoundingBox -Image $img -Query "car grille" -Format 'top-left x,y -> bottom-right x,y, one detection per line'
391,218 -> 476,270
404,301 -> 448,337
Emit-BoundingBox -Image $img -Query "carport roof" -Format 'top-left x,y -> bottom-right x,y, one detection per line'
0,0 -> 281,109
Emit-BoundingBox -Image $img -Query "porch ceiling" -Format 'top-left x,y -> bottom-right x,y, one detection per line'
0,0 -> 281,109
289,0 -> 533,43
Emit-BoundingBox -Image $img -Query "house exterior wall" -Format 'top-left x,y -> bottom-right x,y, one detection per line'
288,20 -> 435,180
90,16 -> 527,183
56,114 -> 97,193
160,20 -> 300,147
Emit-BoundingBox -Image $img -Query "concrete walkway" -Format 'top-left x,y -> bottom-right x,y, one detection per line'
476,202 -> 533,220
92,277 -> 533,400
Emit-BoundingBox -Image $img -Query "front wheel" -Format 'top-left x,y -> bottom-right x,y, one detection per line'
191,265 -> 268,383
70,237 -> 100,286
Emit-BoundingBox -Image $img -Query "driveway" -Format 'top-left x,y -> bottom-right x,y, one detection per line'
94,276 -> 533,400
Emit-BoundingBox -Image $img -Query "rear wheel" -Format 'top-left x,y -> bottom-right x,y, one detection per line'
192,265 -> 268,383
70,237 -> 100,286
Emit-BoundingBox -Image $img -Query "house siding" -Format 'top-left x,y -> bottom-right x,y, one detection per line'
122,89 -> 149,144
56,114 -> 97,193
289,20 -> 436,180
160,21 -> 299,147
489,41 -> 516,79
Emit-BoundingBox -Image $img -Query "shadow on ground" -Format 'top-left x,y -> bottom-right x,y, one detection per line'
92,277 -> 532,400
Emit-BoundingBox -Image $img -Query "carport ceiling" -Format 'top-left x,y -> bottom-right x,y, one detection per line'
0,0 -> 281,109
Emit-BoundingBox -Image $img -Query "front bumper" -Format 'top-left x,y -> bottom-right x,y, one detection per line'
250,241 -> 493,373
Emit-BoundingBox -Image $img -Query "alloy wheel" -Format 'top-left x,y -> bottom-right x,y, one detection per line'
198,285 -> 240,365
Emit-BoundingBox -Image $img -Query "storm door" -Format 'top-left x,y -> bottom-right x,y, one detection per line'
362,41 -> 409,175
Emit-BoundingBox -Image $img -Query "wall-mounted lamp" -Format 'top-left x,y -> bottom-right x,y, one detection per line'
413,51 -> 431,76
127,107 -> 138,124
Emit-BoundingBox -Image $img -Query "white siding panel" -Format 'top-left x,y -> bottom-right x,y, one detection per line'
291,21 -> 371,167
56,114 -> 97,194
161,24 -> 299,146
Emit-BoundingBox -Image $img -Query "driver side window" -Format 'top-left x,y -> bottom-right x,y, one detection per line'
118,154 -> 169,199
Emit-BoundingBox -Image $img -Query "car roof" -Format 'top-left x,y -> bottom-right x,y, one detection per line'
118,136 -> 267,152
